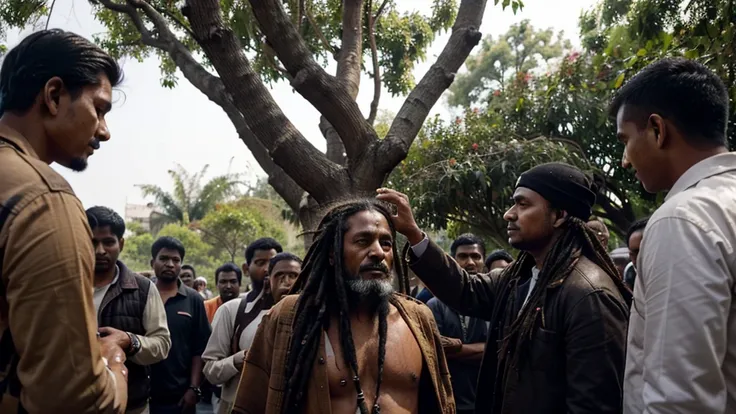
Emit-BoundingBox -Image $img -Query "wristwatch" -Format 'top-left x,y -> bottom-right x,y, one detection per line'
126,332 -> 141,356
189,386 -> 202,402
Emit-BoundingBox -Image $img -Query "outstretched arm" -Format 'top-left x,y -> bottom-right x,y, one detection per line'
377,188 -> 500,319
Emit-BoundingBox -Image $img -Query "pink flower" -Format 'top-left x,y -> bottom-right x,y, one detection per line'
449,158 -> 457,166
567,51 -> 580,62
493,90 -> 501,97
472,143 -> 479,151
472,107 -> 480,114
455,117 -> 462,125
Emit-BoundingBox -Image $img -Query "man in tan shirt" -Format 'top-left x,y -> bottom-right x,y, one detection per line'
0,29 -> 128,413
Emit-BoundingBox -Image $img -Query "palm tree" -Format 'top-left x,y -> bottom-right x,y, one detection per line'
139,162 -> 243,233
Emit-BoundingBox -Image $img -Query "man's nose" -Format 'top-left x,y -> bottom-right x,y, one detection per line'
369,241 -> 386,261
97,120 -> 111,142
95,243 -> 105,255
621,150 -> 631,169
503,206 -> 515,222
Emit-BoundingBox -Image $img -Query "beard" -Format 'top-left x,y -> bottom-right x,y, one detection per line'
157,272 -> 179,282
66,157 -> 89,172
343,262 -> 394,310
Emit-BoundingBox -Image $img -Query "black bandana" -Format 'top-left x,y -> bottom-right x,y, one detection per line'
515,162 -> 596,220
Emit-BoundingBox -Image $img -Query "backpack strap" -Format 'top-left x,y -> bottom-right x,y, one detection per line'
231,294 -> 275,355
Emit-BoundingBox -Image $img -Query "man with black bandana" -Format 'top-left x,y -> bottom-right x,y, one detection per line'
378,162 -> 632,414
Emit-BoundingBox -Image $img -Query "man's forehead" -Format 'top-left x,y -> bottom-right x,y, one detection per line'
219,271 -> 238,279
157,248 -> 181,258
346,210 -> 392,233
456,244 -> 482,253
272,260 -> 301,273
253,249 -> 277,258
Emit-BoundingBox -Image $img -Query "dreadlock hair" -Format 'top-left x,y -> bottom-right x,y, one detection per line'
492,215 -> 632,379
281,199 -> 410,414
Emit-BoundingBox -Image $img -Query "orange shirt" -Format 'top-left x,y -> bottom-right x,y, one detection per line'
204,296 -> 224,323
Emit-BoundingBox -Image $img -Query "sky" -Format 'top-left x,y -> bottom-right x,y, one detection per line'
4,0 -> 596,218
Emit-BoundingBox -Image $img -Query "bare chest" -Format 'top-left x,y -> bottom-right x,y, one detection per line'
324,309 -> 423,413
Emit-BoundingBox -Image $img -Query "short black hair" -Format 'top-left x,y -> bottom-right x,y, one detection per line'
181,264 -> 196,277
626,217 -> 649,247
268,252 -> 303,274
609,58 -> 728,147
86,206 -> 125,239
485,249 -> 514,268
151,236 -> 186,260
215,262 -> 242,284
450,233 -> 486,258
0,29 -> 123,115
245,237 -> 283,265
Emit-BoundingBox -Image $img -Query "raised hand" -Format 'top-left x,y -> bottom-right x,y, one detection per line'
375,188 -> 424,245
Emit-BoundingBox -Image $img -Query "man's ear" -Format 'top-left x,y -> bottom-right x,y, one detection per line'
42,77 -> 65,116
242,263 -> 249,276
649,114 -> 668,149
552,210 -> 568,228
150,259 -> 154,268
119,237 -> 125,253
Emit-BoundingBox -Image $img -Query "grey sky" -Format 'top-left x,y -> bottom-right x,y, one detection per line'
4,0 -> 594,218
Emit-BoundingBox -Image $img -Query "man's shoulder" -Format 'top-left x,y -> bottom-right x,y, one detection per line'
0,141 -> 74,197
261,294 -> 299,321
394,293 -> 434,319
565,257 -> 626,300
184,286 -> 205,302
656,173 -> 736,230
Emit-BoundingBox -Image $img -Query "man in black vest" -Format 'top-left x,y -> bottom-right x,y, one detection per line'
87,206 -> 172,414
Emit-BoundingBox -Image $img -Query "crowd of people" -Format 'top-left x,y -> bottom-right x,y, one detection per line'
0,28 -> 735,414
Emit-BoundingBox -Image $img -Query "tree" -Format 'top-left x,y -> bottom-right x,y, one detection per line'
579,0 -> 736,150
1,0 -> 523,236
138,163 -> 243,232
393,16 -> 662,242
121,222 -> 229,284
389,110 -> 592,248
196,203 -> 260,262
449,19 -> 570,107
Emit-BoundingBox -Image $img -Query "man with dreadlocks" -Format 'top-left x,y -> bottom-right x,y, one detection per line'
378,162 -> 632,414
232,199 -> 454,414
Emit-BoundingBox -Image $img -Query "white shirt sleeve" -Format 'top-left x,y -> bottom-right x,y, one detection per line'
639,217 -> 733,413
410,236 -> 430,257
202,300 -> 242,385
129,280 -> 171,366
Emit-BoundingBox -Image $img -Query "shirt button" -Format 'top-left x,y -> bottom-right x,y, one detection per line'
318,357 -> 325,364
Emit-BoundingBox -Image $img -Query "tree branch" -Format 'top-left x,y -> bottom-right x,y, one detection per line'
376,0 -> 487,173
318,0 -> 365,166
246,0 -> 377,162
97,0 -> 304,211
304,4 -> 335,58
367,0 -> 388,124
183,0 -> 349,203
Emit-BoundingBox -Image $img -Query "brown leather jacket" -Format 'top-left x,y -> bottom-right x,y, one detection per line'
410,238 -> 630,414
232,293 -> 455,414
0,125 -> 121,413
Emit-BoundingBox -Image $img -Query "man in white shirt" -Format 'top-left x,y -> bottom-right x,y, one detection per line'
202,252 -> 302,414
612,57 -> 736,413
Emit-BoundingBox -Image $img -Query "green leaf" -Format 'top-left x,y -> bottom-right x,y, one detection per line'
614,72 -> 625,89
636,48 -> 647,57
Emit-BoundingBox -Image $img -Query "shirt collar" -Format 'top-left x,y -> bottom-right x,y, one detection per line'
666,152 -> 736,201
0,124 -> 40,159
176,278 -> 189,297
